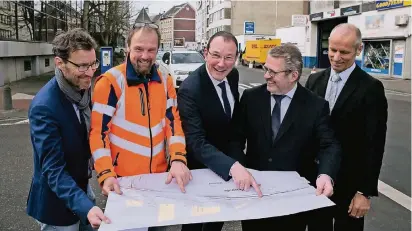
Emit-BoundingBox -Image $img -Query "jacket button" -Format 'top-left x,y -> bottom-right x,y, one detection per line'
268,158 -> 272,162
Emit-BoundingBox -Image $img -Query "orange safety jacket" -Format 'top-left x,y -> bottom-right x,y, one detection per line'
90,58 -> 187,184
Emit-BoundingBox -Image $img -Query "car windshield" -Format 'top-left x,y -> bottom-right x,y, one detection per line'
171,53 -> 204,64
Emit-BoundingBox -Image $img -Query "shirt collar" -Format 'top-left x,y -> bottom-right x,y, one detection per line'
206,65 -> 228,86
271,83 -> 297,99
330,62 -> 356,83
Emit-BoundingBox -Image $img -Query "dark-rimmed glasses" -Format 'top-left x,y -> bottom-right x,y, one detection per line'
65,59 -> 100,72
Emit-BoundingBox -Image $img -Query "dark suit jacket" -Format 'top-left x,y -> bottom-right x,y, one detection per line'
305,65 -> 388,200
177,64 -> 240,181
26,78 -> 94,226
229,83 -> 341,184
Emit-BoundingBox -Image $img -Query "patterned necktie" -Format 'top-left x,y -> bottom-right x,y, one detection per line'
218,81 -> 231,118
271,94 -> 286,140
326,73 -> 342,112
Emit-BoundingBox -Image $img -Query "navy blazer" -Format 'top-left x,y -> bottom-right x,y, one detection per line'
26,77 -> 94,226
177,64 -> 240,181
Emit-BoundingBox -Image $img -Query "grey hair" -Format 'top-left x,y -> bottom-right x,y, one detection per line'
268,43 -> 303,79
330,23 -> 362,48
52,28 -> 97,60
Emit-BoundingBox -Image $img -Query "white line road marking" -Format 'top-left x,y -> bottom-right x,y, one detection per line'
0,117 -> 27,122
239,83 -> 252,89
250,83 -> 263,87
378,180 -> 411,211
384,90 -> 411,97
238,86 -> 248,90
0,119 -> 29,126
12,93 -> 34,100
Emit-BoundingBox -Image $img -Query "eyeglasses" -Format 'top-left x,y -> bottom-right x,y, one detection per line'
262,66 -> 290,78
208,51 -> 236,62
133,22 -> 159,29
65,59 -> 100,72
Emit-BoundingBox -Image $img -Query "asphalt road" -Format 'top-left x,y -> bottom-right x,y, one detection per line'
0,66 -> 410,231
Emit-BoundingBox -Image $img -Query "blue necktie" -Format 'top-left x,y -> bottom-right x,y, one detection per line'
272,94 -> 286,140
218,82 -> 231,118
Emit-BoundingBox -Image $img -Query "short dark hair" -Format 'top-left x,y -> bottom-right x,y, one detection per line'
52,28 -> 97,60
206,31 -> 239,54
127,24 -> 161,49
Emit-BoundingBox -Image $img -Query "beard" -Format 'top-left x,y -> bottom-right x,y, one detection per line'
132,59 -> 153,76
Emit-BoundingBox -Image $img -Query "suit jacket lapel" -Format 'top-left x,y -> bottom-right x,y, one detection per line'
58,88 -> 83,135
332,65 -> 361,114
318,68 -> 331,98
259,85 -> 273,142
200,65 -> 229,120
274,83 -> 305,144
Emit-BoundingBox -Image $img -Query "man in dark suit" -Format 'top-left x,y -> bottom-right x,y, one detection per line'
228,43 -> 341,231
178,31 -> 262,231
26,29 -> 109,230
305,23 -> 388,231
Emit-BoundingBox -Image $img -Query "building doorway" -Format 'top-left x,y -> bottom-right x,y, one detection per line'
317,17 -> 348,68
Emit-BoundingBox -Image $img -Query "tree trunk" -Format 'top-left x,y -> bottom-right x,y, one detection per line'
82,0 -> 90,30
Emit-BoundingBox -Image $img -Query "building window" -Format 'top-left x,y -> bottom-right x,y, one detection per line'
0,29 -> 11,39
362,40 -> 390,75
24,60 -> 31,71
45,58 -> 50,67
0,14 -> 11,25
0,1 -> 11,10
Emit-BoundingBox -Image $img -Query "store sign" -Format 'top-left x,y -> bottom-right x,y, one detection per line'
244,21 -> 255,34
324,9 -> 341,19
309,12 -> 323,21
292,15 -> 309,27
376,0 -> 411,11
340,5 -> 361,16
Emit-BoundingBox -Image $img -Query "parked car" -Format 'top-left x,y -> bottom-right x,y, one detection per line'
158,50 -> 205,89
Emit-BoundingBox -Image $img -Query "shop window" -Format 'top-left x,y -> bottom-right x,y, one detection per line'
24,60 -> 31,71
362,40 -> 390,74
45,58 -> 50,67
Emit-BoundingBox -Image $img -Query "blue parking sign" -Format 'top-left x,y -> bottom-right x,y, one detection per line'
244,21 -> 255,34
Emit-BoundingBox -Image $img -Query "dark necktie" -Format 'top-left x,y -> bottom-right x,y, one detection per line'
271,94 -> 286,140
218,81 -> 231,118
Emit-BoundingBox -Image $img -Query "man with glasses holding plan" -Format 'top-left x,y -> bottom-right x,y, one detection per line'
27,28 -> 109,230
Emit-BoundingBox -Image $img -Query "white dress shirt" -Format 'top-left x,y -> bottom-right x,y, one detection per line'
206,66 -> 235,116
325,62 -> 355,102
270,83 -> 298,123
72,104 -> 81,123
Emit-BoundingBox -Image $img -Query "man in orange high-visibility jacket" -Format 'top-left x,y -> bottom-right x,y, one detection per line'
90,23 -> 192,195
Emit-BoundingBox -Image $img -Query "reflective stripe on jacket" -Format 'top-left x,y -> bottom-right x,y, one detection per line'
90,58 -> 186,184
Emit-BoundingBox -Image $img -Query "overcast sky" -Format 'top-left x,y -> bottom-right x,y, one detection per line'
131,1 -> 196,15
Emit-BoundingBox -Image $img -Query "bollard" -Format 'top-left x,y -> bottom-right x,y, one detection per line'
2,84 -> 13,110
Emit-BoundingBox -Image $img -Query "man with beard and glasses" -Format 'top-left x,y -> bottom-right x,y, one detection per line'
27,28 -> 109,231
89,23 -> 191,230
177,31 -> 263,231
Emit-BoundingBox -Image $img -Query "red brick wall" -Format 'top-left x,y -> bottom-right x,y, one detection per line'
174,5 -> 195,19
173,31 -> 195,42
173,19 -> 195,30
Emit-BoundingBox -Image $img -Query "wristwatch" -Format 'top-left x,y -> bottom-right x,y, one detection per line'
357,191 -> 372,199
